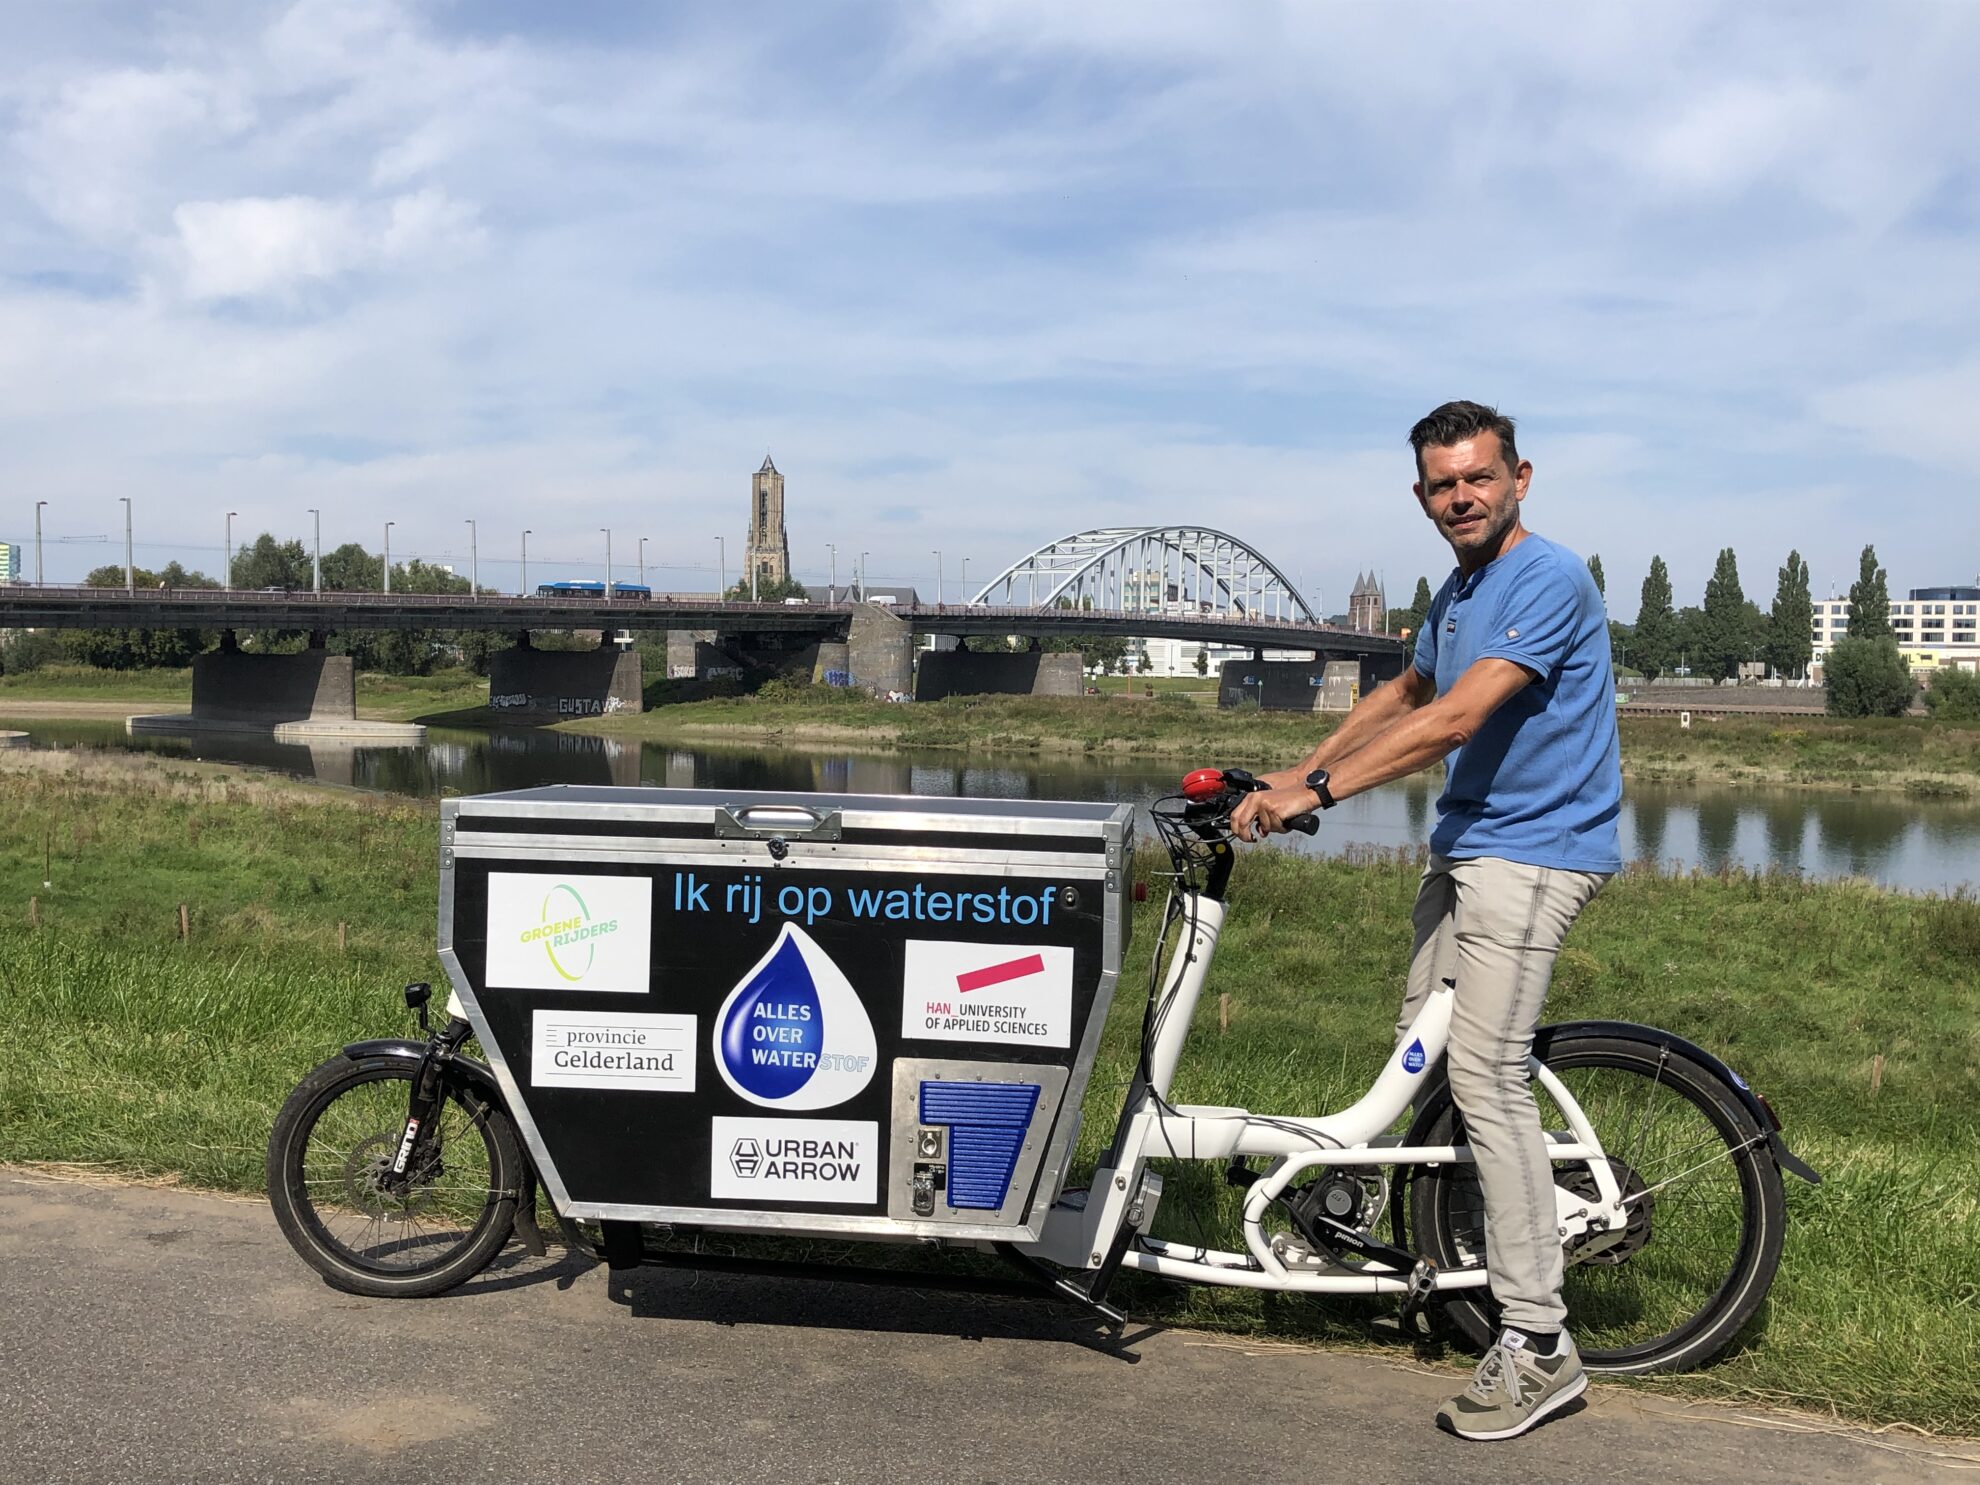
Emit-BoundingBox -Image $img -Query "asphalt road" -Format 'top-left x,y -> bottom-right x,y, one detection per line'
1,1169 -> 1966,1485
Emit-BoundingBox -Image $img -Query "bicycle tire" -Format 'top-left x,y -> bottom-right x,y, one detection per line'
266,1054 -> 522,1298
1409,1032 -> 1786,1374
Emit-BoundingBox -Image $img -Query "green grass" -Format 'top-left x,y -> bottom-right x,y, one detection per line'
0,749 -> 1975,1433
0,664 -> 193,703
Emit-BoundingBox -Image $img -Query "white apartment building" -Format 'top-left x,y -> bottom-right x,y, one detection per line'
1811,584 -> 1980,677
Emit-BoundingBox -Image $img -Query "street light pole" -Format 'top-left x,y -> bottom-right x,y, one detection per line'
465,518 -> 478,597
307,508 -> 321,594
638,536 -> 648,592
521,530 -> 531,597
859,550 -> 870,602
225,511 -> 236,588
120,497 -> 133,592
960,556 -> 968,605
602,528 -> 613,600
35,501 -> 46,587
715,536 -> 725,597
933,549 -> 942,607
827,543 -> 837,600
383,522 -> 394,594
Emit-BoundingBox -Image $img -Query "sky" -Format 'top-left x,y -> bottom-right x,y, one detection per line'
1,0 -> 1975,617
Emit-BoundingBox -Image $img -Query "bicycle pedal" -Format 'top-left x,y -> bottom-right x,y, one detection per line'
1223,1159 -> 1260,1190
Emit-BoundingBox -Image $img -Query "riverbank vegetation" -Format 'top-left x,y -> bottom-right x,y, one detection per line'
0,749 -> 1973,1433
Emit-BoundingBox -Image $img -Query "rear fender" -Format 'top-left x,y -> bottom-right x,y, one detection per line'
1398,1020 -> 1819,1185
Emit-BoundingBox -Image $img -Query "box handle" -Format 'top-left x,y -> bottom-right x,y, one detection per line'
713,804 -> 843,841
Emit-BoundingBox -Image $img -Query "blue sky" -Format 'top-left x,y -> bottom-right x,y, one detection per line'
2,0 -> 1974,615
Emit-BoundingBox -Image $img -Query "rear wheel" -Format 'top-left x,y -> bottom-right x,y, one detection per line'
267,1055 -> 522,1298
1410,1033 -> 1786,1373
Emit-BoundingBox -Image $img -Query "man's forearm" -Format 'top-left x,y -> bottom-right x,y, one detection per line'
1261,670 -> 1425,787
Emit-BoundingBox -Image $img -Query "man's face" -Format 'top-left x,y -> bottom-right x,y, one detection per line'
1413,433 -> 1531,566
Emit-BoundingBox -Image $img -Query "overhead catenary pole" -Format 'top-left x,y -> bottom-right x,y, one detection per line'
860,550 -> 870,602
465,518 -> 478,597
383,522 -> 394,594
827,543 -> 836,600
308,508 -> 321,594
602,528 -> 613,600
120,497 -> 133,592
933,549 -> 942,607
35,501 -> 46,587
521,529 -> 531,597
715,536 -> 725,597
638,536 -> 647,592
225,511 -> 236,589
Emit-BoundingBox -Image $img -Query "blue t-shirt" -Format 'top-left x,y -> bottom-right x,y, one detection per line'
1411,534 -> 1621,873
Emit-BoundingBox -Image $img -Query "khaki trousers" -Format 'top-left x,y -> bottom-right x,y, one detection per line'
1397,854 -> 1609,1333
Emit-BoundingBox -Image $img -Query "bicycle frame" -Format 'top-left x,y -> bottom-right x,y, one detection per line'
1022,886 -> 1632,1294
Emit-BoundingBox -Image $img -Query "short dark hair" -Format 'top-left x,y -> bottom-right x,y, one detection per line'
1408,400 -> 1519,479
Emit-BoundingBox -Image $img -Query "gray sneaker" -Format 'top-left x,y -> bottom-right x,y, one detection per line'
1436,1331 -> 1587,1441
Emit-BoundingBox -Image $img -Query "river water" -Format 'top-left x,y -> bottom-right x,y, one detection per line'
14,720 -> 1978,894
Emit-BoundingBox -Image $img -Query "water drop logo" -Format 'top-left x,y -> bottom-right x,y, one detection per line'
714,923 -> 876,1109
1401,1039 -> 1426,1075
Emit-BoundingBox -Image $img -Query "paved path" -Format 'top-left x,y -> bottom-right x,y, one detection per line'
1,1169 -> 1968,1485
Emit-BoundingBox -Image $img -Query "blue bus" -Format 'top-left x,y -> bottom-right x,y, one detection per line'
535,581 -> 652,599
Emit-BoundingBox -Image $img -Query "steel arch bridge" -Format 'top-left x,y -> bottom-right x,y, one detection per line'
969,526 -> 1314,621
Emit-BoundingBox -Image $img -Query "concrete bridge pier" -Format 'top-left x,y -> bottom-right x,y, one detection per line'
914,648 -> 1082,701
848,603 -> 913,697
129,630 -> 424,742
487,642 -> 643,720
1217,651 -> 1407,712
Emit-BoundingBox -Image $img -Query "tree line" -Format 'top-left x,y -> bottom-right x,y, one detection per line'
1385,544 -> 1947,720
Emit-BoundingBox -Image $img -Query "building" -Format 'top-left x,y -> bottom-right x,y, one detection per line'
0,542 -> 19,584
745,455 -> 791,589
1347,571 -> 1386,633
1811,584 -> 1980,677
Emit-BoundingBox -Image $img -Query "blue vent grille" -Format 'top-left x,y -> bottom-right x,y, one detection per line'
920,1080 -> 1042,1210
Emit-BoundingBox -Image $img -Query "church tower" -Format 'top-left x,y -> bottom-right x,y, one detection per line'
745,455 -> 790,590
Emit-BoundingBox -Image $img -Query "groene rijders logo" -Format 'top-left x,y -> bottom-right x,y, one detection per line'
517,883 -> 620,983
714,922 -> 876,1110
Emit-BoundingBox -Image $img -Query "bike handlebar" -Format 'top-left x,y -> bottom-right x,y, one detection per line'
1177,768 -> 1320,836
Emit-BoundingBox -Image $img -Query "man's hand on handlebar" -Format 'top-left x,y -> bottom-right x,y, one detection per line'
1229,784 -> 1321,842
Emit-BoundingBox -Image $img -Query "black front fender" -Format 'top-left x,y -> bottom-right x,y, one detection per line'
341,1040 -> 509,1111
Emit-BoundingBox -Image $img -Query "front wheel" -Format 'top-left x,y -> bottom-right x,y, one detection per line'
1410,1032 -> 1787,1374
266,1055 -> 523,1297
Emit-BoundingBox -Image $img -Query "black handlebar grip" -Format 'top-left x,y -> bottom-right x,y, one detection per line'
1289,814 -> 1320,836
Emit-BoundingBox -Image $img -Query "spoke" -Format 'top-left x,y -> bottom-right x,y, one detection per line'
1623,1135 -> 1763,1205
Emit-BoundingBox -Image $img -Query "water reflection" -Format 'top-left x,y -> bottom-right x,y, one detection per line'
15,720 -> 1977,894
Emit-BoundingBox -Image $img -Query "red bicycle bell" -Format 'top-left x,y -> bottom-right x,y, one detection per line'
1181,768 -> 1227,801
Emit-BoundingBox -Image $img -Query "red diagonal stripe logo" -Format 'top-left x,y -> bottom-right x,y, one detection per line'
956,953 -> 1046,994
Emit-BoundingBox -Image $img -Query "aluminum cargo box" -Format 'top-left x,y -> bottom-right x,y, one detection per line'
438,785 -> 1134,1243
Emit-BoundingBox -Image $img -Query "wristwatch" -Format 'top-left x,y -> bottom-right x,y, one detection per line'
1304,767 -> 1338,809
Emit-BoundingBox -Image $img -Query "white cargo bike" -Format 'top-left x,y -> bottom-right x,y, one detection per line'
268,773 -> 1816,1374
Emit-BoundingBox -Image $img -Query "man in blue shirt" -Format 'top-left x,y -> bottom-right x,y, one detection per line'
1233,401 -> 1621,1441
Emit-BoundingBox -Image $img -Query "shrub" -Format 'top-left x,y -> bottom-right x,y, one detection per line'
1922,665 -> 1980,722
0,629 -> 63,675
1824,636 -> 1914,718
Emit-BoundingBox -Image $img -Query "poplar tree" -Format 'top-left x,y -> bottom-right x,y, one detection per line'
1404,575 -> 1433,659
1766,550 -> 1813,680
1700,547 -> 1748,680
1846,545 -> 1891,639
1587,554 -> 1605,597
1633,557 -> 1676,681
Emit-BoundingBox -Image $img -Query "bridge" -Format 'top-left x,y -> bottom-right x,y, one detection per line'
0,525 -> 1403,723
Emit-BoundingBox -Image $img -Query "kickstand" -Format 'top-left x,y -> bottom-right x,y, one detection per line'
995,1243 -> 1128,1328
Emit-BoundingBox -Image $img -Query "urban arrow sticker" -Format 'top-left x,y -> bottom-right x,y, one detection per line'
901,940 -> 1074,1048
713,923 -> 876,1109
708,1117 -> 878,1204
485,872 -> 652,994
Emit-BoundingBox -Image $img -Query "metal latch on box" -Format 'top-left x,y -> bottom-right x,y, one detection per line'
711,805 -> 844,844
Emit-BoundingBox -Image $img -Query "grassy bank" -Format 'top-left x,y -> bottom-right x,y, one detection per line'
0,664 -> 487,723
585,689 -> 1980,795
7,666 -> 1977,793
0,748 -> 1974,1432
